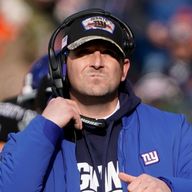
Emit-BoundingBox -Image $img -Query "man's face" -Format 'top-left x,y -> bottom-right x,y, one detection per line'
66,40 -> 130,99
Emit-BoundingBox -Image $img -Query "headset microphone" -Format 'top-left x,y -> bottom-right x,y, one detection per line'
80,115 -> 106,129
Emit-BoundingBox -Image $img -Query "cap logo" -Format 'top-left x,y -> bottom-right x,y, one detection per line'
82,16 -> 115,34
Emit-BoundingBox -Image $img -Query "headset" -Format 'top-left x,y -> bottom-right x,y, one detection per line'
48,8 -> 135,98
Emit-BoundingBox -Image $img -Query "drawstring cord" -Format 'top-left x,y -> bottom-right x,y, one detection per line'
82,121 -> 114,192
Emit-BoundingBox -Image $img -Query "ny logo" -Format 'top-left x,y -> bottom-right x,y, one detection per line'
93,20 -> 107,28
141,150 -> 159,166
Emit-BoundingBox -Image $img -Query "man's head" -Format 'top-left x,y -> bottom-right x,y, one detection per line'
19,54 -> 49,101
168,7 -> 192,60
48,8 -> 134,98
66,39 -> 130,102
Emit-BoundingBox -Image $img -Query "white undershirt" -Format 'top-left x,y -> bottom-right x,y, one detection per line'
102,100 -> 120,119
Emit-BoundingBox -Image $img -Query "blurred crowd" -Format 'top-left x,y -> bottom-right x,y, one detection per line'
1,0 -> 192,148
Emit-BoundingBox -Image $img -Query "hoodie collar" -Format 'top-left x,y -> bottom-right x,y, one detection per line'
106,79 -> 141,123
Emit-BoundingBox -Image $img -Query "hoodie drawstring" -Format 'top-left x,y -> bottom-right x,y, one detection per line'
82,121 -> 114,192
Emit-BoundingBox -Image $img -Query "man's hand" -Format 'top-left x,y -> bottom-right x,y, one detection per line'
42,97 -> 82,129
118,172 -> 171,192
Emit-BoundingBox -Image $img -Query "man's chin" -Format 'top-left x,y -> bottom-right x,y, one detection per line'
84,86 -> 108,96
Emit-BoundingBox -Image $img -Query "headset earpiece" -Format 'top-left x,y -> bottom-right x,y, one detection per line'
123,29 -> 135,57
48,50 -> 65,97
110,16 -> 135,56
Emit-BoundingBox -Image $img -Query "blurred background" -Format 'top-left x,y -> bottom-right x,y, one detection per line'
1,0 -> 192,122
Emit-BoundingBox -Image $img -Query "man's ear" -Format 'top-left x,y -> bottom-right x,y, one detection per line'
121,59 -> 130,81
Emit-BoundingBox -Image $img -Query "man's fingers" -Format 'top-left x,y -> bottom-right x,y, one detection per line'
119,173 -> 172,192
118,172 -> 136,183
73,113 -> 83,130
119,173 -> 142,192
42,97 -> 83,129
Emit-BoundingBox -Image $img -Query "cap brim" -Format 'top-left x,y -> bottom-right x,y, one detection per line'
67,36 -> 125,57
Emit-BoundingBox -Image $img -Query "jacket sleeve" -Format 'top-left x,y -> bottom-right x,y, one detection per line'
0,115 -> 63,192
163,114 -> 192,192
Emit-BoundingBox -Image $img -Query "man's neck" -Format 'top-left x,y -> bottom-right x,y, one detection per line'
70,93 -> 119,119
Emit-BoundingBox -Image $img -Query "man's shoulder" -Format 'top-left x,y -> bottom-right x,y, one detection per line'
135,103 -> 185,127
122,103 -> 189,139
137,103 -> 181,116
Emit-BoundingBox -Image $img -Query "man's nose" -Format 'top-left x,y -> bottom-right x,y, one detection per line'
90,51 -> 104,69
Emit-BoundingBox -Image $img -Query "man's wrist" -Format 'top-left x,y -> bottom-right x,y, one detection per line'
158,177 -> 173,192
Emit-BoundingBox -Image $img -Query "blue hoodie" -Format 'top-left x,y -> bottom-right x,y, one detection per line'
1,102 -> 192,191
1,78 -> 192,192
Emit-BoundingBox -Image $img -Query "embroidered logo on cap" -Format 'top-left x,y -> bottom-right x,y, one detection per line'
82,16 -> 115,34
141,150 -> 159,166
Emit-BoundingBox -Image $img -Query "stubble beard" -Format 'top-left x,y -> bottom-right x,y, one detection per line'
69,83 -> 118,106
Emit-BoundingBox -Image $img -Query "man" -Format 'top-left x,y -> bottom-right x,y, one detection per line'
0,54 -> 50,150
1,8 -> 192,192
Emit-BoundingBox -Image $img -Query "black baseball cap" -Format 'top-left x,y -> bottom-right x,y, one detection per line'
61,14 -> 127,57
